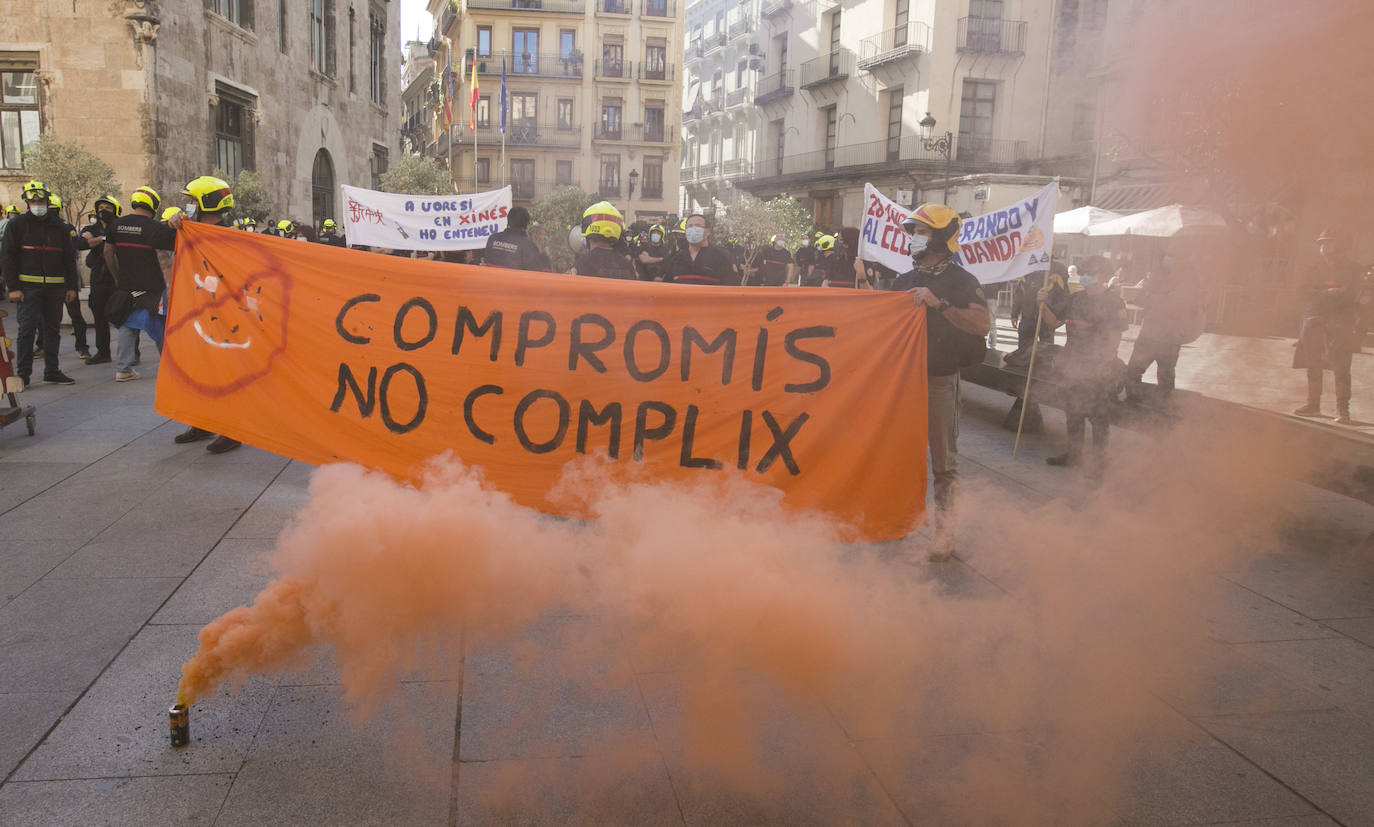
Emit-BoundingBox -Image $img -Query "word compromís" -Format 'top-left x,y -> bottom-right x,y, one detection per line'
329,296 -> 835,475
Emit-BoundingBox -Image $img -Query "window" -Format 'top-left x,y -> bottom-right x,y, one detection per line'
602,39 -> 624,78
476,96 -> 491,127
959,78 -> 996,158
642,157 -> 663,199
513,29 -> 539,74
893,0 -> 908,46
812,196 -> 834,229
644,105 -> 665,141
645,41 -> 667,81
733,123 -> 744,155
967,0 -> 1004,51
348,7 -> 357,88
823,106 -> 837,169
557,98 -> 573,129
279,0 -> 288,51
735,60 -> 746,87
511,159 -> 535,200
310,0 -> 336,76
369,7 -> 385,105
510,92 -> 537,142
600,98 -> 622,139
370,143 -> 388,188
560,29 -> 576,59
714,11 -> 724,36
478,27 -> 492,57
214,83 -> 256,177
1071,100 -> 1095,143
645,0 -> 668,17
556,159 -> 573,185
209,0 -> 254,29
312,148 -> 334,229
970,0 -> 1003,18
775,35 -> 787,72
772,118 -> 785,176
600,154 -> 621,197
476,157 -> 491,183
1,62 -> 40,171
886,86 -> 903,161
829,10 -> 842,69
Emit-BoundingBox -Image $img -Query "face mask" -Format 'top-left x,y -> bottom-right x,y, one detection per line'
774,241 -> 784,249
296,235 -> 308,242
650,233 -> 661,243
801,239 -> 810,247
30,204 -> 49,218
98,210 -> 114,223
685,226 -> 706,245
185,203 -> 198,220
910,233 -> 931,259
1079,274 -> 1099,288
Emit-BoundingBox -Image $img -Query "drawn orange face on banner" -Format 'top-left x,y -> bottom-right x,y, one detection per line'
162,250 -> 291,396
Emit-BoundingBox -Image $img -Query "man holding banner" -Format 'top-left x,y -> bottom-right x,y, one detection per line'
892,203 -> 991,560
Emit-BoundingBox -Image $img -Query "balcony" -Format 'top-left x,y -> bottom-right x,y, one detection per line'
760,0 -> 790,18
598,0 -> 631,13
641,185 -> 664,200
857,21 -> 930,70
727,17 -> 752,38
702,33 -> 727,57
754,70 -> 794,105
599,181 -> 622,199
957,16 -> 1027,55
465,0 -> 585,12
639,63 -> 675,82
725,87 -> 750,108
595,58 -> 631,80
751,133 -> 1027,183
721,158 -> 753,178
594,122 -> 673,143
475,51 -> 584,79
641,0 -> 673,17
680,165 -> 697,183
799,48 -> 852,88
459,119 -> 583,148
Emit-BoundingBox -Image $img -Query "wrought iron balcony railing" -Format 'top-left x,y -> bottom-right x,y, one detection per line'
957,16 -> 1027,55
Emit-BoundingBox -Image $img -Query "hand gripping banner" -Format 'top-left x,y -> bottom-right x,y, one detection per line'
155,223 -> 930,540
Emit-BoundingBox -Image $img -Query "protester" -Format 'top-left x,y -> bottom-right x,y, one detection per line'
793,233 -> 816,286
749,234 -> 793,287
1038,255 -> 1126,473
0,203 -> 18,241
568,201 -> 635,279
45,194 -> 94,361
1010,262 -> 1068,353
814,235 -> 856,287
319,218 -> 346,247
103,185 -> 174,385
479,206 -> 549,271
1293,227 -> 1363,424
1,181 -> 79,386
78,194 -> 121,365
165,176 -> 244,453
526,223 -> 554,272
635,223 -> 669,281
1126,252 -> 1202,400
890,203 -> 990,560
663,214 -> 738,285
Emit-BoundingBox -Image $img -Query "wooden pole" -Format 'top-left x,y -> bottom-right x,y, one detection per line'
1012,301 -> 1045,459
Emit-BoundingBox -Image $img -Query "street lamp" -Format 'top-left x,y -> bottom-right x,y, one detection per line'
628,168 -> 640,198
919,112 -> 953,204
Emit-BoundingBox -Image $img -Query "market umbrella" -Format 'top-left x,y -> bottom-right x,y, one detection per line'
1053,206 -> 1123,234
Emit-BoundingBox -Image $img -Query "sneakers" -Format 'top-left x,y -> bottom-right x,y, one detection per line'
1293,404 -> 1323,417
174,426 -> 214,444
77,349 -> 92,360
86,352 -> 112,365
206,436 -> 242,454
1336,410 -> 1354,425
115,370 -> 140,382
42,372 -> 76,385
1046,452 -> 1079,467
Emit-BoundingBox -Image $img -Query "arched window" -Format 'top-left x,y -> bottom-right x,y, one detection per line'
312,148 -> 335,231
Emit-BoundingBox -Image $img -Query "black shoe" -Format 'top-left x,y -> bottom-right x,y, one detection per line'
77,349 -> 92,360
43,372 -> 76,385
85,352 -> 112,365
206,436 -> 241,454
174,426 -> 214,444
18,375 -> 29,389
1046,452 -> 1079,467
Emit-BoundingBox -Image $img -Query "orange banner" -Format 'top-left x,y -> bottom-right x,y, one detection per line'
156,223 -> 928,540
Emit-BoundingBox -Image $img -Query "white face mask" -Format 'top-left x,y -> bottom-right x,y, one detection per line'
910,233 -> 931,259
30,204 -> 49,218
685,226 -> 706,245
650,233 -> 661,243
295,236 -> 308,242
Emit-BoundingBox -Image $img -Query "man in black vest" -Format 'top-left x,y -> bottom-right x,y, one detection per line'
1,181 -> 78,386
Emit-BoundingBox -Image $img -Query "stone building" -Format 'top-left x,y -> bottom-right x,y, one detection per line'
0,0 -> 399,229
426,0 -> 682,224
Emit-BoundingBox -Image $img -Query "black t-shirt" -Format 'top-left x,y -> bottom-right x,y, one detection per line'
319,231 -> 347,247
106,214 -> 175,293
1063,290 -> 1127,363
1303,256 -> 1362,319
664,245 -> 740,286
817,251 -> 855,286
573,246 -> 636,279
891,259 -> 989,377
635,242 -> 670,281
482,228 -> 549,272
755,246 -> 793,286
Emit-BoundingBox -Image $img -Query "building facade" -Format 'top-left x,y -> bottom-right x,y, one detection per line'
1,0 -> 400,228
682,0 -> 1106,228
427,0 -> 682,223
401,39 -> 437,155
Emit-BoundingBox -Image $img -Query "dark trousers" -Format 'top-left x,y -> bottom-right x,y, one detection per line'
16,286 -> 65,379
1308,350 -> 1353,411
1128,337 -> 1181,391
89,278 -> 113,356
1017,314 -> 1055,350
1064,379 -> 1113,454
65,293 -> 88,351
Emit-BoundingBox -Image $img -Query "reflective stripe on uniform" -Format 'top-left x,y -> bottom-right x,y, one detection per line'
18,274 -> 67,284
20,245 -> 62,252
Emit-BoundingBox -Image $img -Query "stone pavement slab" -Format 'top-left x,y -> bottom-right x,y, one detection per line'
1203,580 -> 1344,644
1231,551 -> 1374,621
223,460 -> 313,540
0,577 -> 180,694
0,539 -> 79,606
14,624 -> 276,780
0,691 -> 76,779
150,538 -> 277,626
456,755 -> 683,826
0,462 -> 85,512
0,774 -> 233,827
1324,616 -> 1374,648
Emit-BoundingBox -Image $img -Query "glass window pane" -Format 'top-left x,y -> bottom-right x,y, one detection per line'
4,71 -> 38,105
19,109 -> 39,152
2,111 -> 20,168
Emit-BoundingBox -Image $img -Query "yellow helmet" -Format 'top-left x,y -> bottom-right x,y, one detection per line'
581,200 -> 624,241
902,202 -> 962,254
276,219 -> 297,236
322,218 -> 337,230
49,194 -> 63,209
21,180 -> 50,203
162,206 -> 184,222
3,204 -> 18,216
649,223 -> 665,237
769,233 -> 785,245
94,194 -> 122,216
815,234 -> 836,252
182,175 -> 234,213
130,186 -> 162,213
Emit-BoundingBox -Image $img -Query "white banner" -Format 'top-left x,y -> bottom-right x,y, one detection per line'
859,181 -> 1057,285
340,184 -> 513,251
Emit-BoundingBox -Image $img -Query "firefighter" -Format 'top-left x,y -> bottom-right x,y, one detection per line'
814,234 -> 856,287
1,181 -> 79,386
79,194 -> 122,365
568,201 -> 635,279
42,194 -> 93,361
319,218 -> 346,247
634,223 -> 669,281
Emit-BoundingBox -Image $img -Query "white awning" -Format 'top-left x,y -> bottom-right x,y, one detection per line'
1053,206 -> 1124,235
1084,204 -> 1226,237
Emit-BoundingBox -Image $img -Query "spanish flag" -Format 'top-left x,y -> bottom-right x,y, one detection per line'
468,54 -> 479,132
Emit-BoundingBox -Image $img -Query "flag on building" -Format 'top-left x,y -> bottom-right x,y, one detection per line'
443,56 -> 454,128
468,54 -> 479,132
498,58 -> 507,136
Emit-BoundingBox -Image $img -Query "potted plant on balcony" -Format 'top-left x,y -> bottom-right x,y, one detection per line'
563,48 -> 583,75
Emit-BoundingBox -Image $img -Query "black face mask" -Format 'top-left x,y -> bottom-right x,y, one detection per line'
97,210 -> 115,223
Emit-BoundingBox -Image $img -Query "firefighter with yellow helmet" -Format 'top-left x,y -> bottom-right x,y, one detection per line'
78,194 -> 122,364
568,201 -> 635,279
890,202 -> 990,561
319,218 -> 346,247
1,180 -> 79,386
103,185 -> 175,385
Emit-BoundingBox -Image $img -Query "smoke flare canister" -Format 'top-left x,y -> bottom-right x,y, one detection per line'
169,704 -> 189,748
